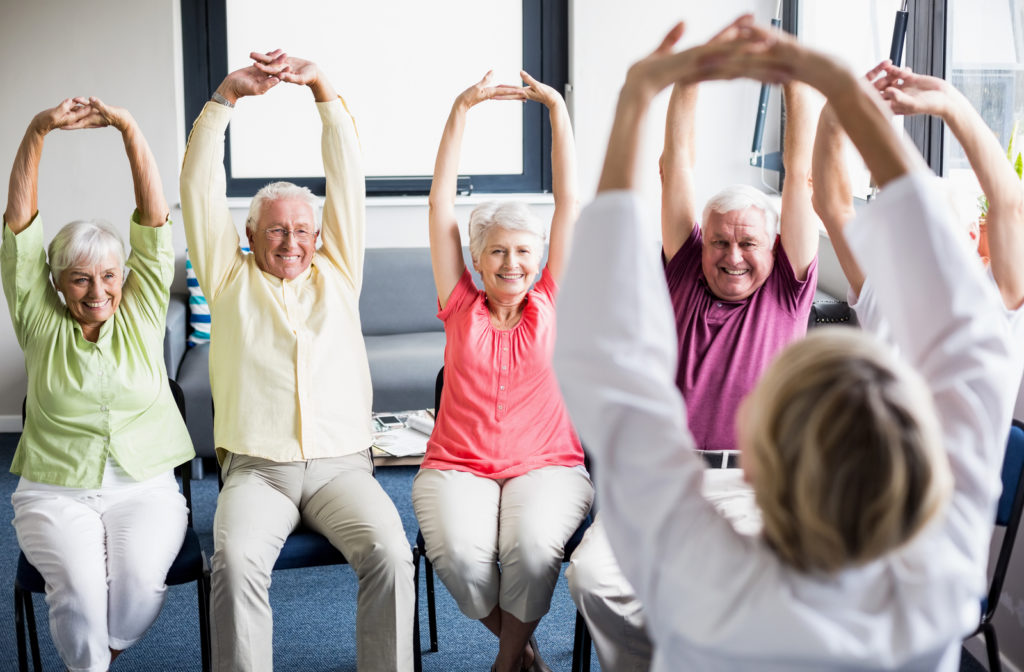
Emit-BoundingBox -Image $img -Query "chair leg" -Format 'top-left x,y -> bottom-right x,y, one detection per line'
572,610 -> 592,672
23,589 -> 41,672
198,575 -> 212,672
15,587 -> 29,672
984,623 -> 1003,672
412,546 -> 422,672
425,555 -> 438,653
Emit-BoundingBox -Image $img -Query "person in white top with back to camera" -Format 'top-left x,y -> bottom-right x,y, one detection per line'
554,15 -> 1018,672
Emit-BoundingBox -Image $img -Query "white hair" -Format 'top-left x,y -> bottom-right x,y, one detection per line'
468,201 -> 546,261
246,181 -> 320,233
48,220 -> 125,283
701,185 -> 780,241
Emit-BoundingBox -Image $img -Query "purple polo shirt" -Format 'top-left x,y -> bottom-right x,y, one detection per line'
665,226 -> 817,451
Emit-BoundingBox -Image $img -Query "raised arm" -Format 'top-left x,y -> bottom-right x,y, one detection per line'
429,73 -> 525,307
4,99 -> 93,233
778,81 -> 819,279
521,71 -> 578,281
811,103 -> 864,296
880,64 -> 1024,310
660,83 -> 699,261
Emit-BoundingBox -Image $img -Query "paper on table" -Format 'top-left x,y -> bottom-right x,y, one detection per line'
373,427 -> 428,457
405,414 -> 435,436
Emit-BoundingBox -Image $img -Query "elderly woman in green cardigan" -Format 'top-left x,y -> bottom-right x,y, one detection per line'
1,97 -> 194,672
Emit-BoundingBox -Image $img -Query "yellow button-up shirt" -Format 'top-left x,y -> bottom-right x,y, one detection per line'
1,213 -> 195,488
180,99 -> 373,463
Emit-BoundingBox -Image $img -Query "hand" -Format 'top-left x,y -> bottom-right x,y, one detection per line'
30,98 -> 94,134
69,97 -> 136,132
251,50 -> 321,86
216,59 -> 283,104
874,62 -> 951,117
520,70 -> 563,109
620,16 -> 791,105
454,71 -> 526,111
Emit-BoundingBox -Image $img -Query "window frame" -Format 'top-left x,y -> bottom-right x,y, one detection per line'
180,0 -> 568,197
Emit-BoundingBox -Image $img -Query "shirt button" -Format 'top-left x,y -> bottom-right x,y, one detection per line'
500,385 -> 505,390
501,365 -> 507,371
498,404 -> 504,410
502,347 -> 508,352
100,405 -> 109,412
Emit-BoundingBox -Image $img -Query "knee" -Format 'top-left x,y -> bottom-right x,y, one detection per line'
211,533 -> 273,591
567,547 -> 601,603
354,525 -> 413,578
504,535 -> 562,583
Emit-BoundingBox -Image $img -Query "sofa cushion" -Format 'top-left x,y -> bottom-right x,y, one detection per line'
360,247 -> 445,336
365,332 -> 446,412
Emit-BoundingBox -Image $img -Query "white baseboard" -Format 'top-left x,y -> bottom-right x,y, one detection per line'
0,415 -> 22,433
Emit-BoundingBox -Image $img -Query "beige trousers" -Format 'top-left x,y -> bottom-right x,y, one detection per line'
568,469 -> 761,672
412,465 -> 594,623
210,451 -> 414,672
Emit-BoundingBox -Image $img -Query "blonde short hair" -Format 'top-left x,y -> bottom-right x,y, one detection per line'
740,329 -> 952,573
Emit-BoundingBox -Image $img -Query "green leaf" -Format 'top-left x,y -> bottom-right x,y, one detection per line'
1016,152 -> 1023,181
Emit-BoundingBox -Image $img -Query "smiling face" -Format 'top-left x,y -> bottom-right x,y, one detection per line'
56,254 -> 123,339
472,227 -> 542,304
701,206 -> 775,302
246,197 -> 319,280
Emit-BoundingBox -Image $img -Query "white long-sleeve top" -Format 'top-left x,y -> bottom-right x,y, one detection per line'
554,173 -> 1016,671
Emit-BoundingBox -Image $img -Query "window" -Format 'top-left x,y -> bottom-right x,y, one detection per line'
943,0 -> 1024,204
181,0 -> 567,196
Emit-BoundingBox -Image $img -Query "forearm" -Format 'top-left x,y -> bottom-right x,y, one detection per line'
4,122 -> 46,233
598,85 -> 651,193
120,119 -> 168,228
817,68 -> 920,188
546,99 -> 579,278
179,103 -> 239,297
660,84 -> 698,257
811,107 -> 863,294
307,67 -> 338,103
428,103 -> 467,216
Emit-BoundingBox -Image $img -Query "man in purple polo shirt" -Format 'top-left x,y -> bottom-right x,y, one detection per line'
567,76 -> 819,671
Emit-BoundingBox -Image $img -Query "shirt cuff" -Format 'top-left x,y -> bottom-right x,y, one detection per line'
2,212 -> 43,250
195,100 -> 233,133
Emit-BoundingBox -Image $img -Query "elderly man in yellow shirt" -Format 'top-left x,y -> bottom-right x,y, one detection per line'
179,50 -> 414,672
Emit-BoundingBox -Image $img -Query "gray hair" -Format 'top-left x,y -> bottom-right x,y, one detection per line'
701,185 -> 780,241
468,201 -> 546,261
245,181 -> 320,233
48,220 -> 126,283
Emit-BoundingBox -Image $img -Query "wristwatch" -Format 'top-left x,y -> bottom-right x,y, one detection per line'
210,91 -> 234,108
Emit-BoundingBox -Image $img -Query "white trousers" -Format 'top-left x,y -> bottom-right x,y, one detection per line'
210,451 -> 415,672
567,469 -> 760,672
11,471 -> 187,672
412,465 -> 594,623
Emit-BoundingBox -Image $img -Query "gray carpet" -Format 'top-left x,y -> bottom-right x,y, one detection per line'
0,433 -> 991,671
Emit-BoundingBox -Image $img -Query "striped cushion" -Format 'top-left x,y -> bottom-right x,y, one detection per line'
185,252 -> 210,347
185,246 -> 249,347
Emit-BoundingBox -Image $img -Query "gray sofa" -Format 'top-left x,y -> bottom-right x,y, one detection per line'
163,247 -> 448,460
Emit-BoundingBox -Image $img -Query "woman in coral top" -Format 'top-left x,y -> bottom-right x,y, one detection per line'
413,71 -> 593,672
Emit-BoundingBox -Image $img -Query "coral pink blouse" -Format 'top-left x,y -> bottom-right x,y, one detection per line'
422,267 -> 584,479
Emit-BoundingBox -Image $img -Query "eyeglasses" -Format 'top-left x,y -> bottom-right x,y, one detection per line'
263,227 -> 314,241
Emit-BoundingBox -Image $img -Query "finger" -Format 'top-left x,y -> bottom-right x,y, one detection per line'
520,69 -> 538,86
864,59 -> 891,83
253,60 -> 289,76
249,50 -> 285,64
707,14 -> 754,44
652,21 -> 685,57
478,70 -> 494,86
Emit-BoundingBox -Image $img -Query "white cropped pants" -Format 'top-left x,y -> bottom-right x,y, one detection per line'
11,469 -> 186,672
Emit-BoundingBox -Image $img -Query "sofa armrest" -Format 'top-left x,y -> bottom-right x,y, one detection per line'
165,292 -> 188,377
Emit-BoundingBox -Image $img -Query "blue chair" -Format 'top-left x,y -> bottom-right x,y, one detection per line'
968,419 -> 1024,672
13,380 -> 211,672
414,367 -> 595,671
